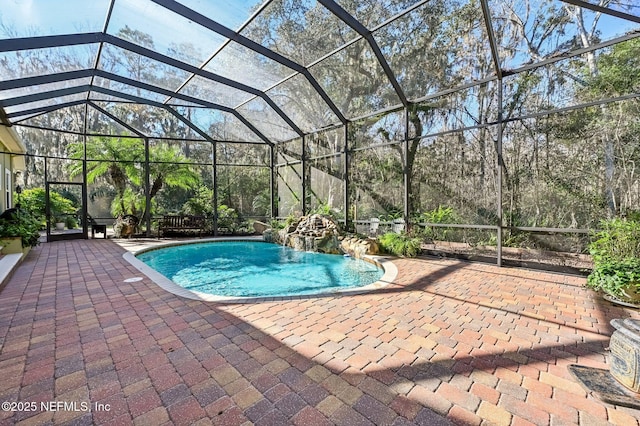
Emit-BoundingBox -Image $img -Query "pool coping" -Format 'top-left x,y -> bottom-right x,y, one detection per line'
122,237 -> 398,304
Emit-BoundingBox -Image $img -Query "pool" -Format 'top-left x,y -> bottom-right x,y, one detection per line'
133,240 -> 389,299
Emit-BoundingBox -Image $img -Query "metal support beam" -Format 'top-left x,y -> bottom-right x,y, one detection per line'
161,105 -> 225,143
480,0 -> 503,80
559,0 -> 640,25
5,100 -> 86,119
403,107 -> 410,227
0,75 -> 233,130
151,0 -> 346,125
343,123 -> 350,231
103,34 -> 304,136
93,70 -> 227,109
508,31 -> 640,76
0,32 -> 102,52
144,137 -> 152,237
88,102 -> 146,137
0,32 -> 335,130
270,144 -> 277,219
44,158 -> 50,240
90,87 -> 273,145
0,84 -> 92,107
318,0 -> 408,106
82,103 -> 89,239
301,135 -> 308,215
88,0 -> 116,103
0,69 -> 95,91
496,80 -> 504,267
212,142 -> 218,237
108,39 -> 303,135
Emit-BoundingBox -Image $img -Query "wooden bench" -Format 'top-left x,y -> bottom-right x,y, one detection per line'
159,215 -> 206,238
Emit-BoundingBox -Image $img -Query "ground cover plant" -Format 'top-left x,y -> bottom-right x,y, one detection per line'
587,218 -> 640,300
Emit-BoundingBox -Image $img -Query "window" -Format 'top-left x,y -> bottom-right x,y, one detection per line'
0,164 -> 3,211
5,168 -> 11,208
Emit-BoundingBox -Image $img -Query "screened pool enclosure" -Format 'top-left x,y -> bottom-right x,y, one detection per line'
1,0 -> 639,265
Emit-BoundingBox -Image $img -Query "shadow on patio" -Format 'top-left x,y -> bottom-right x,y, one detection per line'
1,239 -> 639,425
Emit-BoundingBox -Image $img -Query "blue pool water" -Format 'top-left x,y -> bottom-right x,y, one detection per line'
136,241 -> 384,297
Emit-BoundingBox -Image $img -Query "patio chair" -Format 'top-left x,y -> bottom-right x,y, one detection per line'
369,218 -> 380,236
392,218 -> 405,234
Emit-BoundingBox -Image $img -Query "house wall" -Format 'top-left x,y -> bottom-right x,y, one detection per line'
0,141 -> 11,212
0,125 -> 27,212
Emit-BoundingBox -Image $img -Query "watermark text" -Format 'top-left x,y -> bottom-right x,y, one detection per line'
2,401 -> 111,412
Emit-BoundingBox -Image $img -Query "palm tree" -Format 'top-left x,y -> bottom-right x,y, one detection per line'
68,136 -> 200,219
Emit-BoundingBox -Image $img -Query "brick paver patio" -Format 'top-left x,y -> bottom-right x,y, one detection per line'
1,239 -> 639,425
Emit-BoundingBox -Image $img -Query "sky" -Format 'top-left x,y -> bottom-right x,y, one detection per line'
0,0 -> 638,76
2,0 -> 638,43
0,0 -> 264,38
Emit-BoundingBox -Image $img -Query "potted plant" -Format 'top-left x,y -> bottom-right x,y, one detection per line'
0,208 -> 41,257
587,218 -> 640,304
64,215 -> 78,230
53,215 -> 65,230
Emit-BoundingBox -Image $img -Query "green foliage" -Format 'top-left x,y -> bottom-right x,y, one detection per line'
502,231 -> 533,248
269,219 -> 285,230
68,136 -> 200,218
284,213 -> 298,228
587,218 -> 640,299
19,187 -> 77,223
217,205 -> 239,232
311,203 -> 339,220
626,211 -> 640,222
218,164 -> 270,217
183,186 -> 214,217
589,218 -> 640,263
584,38 -> 640,98
418,206 -> 459,242
64,215 -> 78,229
252,190 -> 271,216
421,206 -> 458,224
0,209 -> 41,248
378,232 -> 422,258
587,258 -> 640,299
379,210 -> 403,221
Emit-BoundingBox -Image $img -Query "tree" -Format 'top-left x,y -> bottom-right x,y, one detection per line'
68,136 -> 200,220
571,38 -> 640,217
18,187 -> 77,223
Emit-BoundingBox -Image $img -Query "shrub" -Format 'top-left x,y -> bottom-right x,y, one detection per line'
284,213 -> 297,228
183,186 -> 214,216
19,187 -> 77,224
378,232 -> 422,257
64,215 -> 78,229
421,205 -> 458,224
217,205 -> 239,232
589,218 -> 640,263
311,204 -> 334,218
270,219 -> 285,230
587,258 -> 640,299
418,206 -> 459,242
0,209 -> 41,248
586,218 -> 640,299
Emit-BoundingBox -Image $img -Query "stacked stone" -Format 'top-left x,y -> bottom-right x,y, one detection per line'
263,214 -> 380,258
339,236 -> 379,259
294,214 -> 339,238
